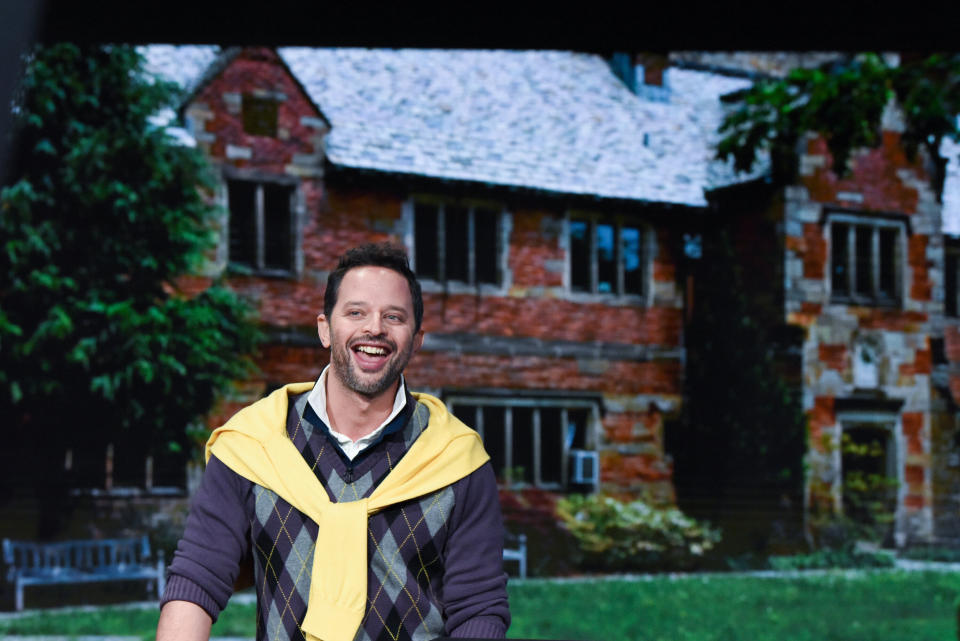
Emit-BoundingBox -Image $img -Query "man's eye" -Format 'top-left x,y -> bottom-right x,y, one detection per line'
348,310 -> 362,317
386,314 -> 401,321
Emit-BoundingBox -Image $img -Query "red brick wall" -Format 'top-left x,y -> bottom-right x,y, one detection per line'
801,132 -> 927,214
785,124 -> 940,538
191,47 -> 325,173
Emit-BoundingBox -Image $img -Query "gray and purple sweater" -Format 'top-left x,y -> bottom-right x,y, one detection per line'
162,389 -> 510,641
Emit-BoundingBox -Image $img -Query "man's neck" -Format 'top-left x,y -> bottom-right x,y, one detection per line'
324,374 -> 400,441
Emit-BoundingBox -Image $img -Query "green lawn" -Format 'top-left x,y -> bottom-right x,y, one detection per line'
1,570 -> 958,641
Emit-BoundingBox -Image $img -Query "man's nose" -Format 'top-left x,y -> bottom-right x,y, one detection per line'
363,313 -> 383,335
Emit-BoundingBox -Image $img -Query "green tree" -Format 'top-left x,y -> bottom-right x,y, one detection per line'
0,44 -> 260,536
716,53 -> 960,190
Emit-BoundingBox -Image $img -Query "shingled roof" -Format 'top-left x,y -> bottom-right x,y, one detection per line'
280,48 -> 761,207
140,45 -> 765,208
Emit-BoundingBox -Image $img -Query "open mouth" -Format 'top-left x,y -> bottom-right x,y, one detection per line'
351,342 -> 393,369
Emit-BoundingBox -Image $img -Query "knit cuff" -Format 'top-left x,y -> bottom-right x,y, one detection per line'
160,574 -> 223,623
448,615 -> 507,639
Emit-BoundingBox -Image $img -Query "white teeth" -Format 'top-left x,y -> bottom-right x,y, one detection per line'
356,345 -> 387,355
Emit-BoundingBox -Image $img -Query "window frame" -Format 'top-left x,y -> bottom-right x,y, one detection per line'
224,171 -> 300,278
835,411 -> 901,529
405,195 -> 509,293
444,393 -> 600,491
826,212 -> 906,308
565,211 -> 651,302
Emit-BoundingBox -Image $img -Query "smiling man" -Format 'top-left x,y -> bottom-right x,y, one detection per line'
157,243 -> 510,641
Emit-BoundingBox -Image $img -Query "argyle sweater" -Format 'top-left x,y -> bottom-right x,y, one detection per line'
162,390 -> 510,641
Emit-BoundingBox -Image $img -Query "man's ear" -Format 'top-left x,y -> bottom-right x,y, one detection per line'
412,329 -> 424,354
317,314 -> 331,348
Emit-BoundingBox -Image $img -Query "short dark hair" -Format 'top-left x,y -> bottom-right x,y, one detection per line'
323,242 -> 424,332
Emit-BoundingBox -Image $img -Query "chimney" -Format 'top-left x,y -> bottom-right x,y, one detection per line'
636,52 -> 669,87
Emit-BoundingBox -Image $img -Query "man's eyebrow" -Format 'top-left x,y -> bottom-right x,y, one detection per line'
341,301 -> 407,313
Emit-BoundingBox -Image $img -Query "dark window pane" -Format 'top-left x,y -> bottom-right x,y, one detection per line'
622,226 -> 643,295
414,202 -> 439,279
597,223 -> 616,293
452,404 -> 478,430
228,180 -> 256,267
474,207 -> 499,285
855,225 -> 873,297
948,252 -> 959,317
878,228 -> 897,301
263,184 -> 293,271
570,220 -> 591,291
567,408 -> 590,450
242,94 -> 278,137
482,406 -> 506,481
540,407 -> 563,485
445,205 -> 469,282
831,223 -> 849,296
512,407 -> 534,484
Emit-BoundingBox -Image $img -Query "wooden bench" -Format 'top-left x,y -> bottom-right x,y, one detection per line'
503,532 -> 527,579
2,535 -> 165,611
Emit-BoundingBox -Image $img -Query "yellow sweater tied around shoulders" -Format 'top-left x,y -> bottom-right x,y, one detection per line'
205,382 -> 489,641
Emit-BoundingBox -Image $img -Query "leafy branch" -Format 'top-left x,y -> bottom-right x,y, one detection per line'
717,53 -> 960,187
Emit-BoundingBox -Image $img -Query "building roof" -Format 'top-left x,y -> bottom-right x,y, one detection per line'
139,45 -> 221,96
139,45 -> 762,208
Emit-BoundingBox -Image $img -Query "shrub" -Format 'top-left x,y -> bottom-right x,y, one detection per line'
555,493 -> 721,572
500,487 -> 579,577
901,545 -> 960,563
768,548 -> 895,570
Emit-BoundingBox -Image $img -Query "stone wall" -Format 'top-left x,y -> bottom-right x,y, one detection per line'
783,106 -> 943,543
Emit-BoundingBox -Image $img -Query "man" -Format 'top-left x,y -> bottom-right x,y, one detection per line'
156,243 -> 510,641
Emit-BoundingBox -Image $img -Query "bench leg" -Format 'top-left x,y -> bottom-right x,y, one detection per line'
15,581 -> 23,612
157,555 -> 166,601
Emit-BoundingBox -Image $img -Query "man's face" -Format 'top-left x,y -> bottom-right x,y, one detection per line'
318,266 -> 424,399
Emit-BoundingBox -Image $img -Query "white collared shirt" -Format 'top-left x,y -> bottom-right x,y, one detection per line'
306,365 -> 408,460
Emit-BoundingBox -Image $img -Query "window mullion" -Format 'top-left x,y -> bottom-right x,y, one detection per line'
289,187 -> 298,274
468,207 -> 477,286
871,226 -> 880,301
560,409 -> 569,488
590,219 -> 599,293
847,224 -> 856,301
504,408 -> 513,486
616,222 -> 625,296
532,408 -> 542,486
255,184 -> 265,270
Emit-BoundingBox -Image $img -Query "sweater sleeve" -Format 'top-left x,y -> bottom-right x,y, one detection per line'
439,461 -> 511,638
160,454 -> 251,622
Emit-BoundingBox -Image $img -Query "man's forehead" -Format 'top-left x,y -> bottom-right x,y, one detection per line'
337,266 -> 413,305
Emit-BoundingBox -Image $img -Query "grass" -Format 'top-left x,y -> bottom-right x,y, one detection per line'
1,570 -> 959,641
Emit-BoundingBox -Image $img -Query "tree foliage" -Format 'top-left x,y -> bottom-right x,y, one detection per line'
0,44 -> 259,509
717,53 -> 960,183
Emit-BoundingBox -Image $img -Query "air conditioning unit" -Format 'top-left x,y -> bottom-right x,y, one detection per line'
569,449 -> 599,486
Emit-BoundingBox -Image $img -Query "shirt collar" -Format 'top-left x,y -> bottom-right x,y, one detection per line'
306,365 -> 408,460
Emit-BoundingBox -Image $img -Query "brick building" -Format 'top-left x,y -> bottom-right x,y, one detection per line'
143,46 -> 960,545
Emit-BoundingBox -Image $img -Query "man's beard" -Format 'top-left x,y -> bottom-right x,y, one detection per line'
330,334 -> 414,398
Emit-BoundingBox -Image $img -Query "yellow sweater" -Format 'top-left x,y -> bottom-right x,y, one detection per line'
206,382 -> 489,641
